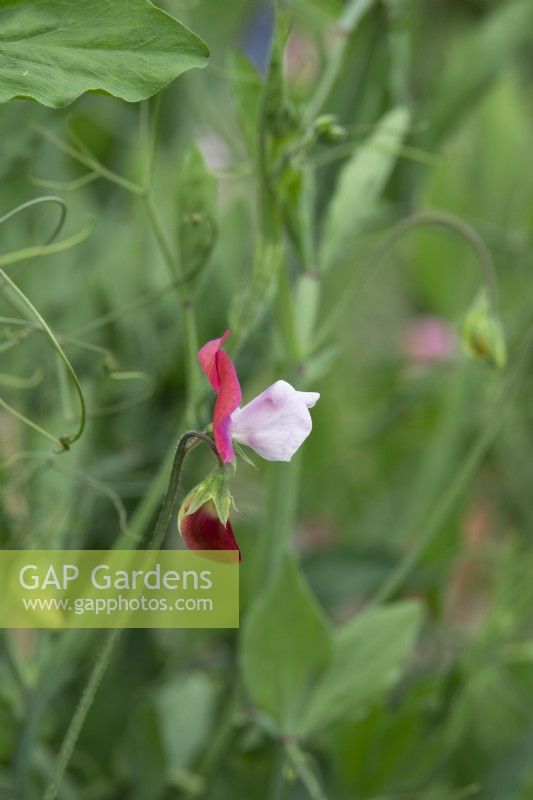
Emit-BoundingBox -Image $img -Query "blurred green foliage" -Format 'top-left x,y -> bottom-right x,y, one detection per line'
1,0 -> 533,798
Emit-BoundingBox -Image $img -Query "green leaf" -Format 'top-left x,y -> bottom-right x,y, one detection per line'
299,601 -> 422,736
240,554 -> 332,733
177,147 -> 217,288
155,672 -> 217,776
0,0 -> 209,109
320,106 -> 410,269
128,701 -> 167,800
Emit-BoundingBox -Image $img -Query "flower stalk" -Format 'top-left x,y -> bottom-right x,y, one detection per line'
41,428 -> 222,800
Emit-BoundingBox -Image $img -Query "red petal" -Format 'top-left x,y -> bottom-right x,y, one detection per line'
213,350 -> 242,462
197,330 -> 231,391
180,505 -> 241,560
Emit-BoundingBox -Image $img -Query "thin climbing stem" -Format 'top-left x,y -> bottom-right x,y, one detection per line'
141,190 -> 201,424
373,326 -> 533,604
0,269 -> 86,449
34,124 -> 143,196
138,99 -> 201,422
0,631 -> 30,694
305,0 -> 375,123
315,209 -> 502,351
142,193 -> 182,287
41,430 -> 221,800
41,629 -> 121,800
71,277 -> 183,337
140,95 -> 161,195
0,195 -> 67,246
372,210 -> 500,313
148,430 -> 222,551
35,109 -> 203,426
0,220 -> 93,271
0,396 -> 62,449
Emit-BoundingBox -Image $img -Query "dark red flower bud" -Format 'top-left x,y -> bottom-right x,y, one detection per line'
179,501 -> 241,561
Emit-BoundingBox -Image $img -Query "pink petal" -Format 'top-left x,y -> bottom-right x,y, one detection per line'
213,350 -> 242,462
198,330 -> 231,391
401,317 -> 456,364
230,380 -> 319,462
198,331 -> 242,462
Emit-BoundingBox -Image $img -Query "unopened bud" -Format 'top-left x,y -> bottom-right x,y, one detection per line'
313,114 -> 346,145
461,290 -> 506,369
177,468 -> 240,558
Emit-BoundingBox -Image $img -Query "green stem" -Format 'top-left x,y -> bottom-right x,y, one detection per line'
148,430 -> 221,551
141,193 -> 201,424
114,443 -> 177,549
71,277 -> 182,338
305,0 -> 375,123
0,220 -> 92,271
183,303 -> 201,425
315,209 -> 502,351
34,125 -> 143,196
269,743 -> 287,800
258,456 -> 301,585
40,431 -> 221,800
41,629 -> 121,800
184,683 -> 239,798
36,113 -> 202,426
373,327 -> 533,604
0,195 -> 67,247
255,13 -> 303,583
286,744 -> 327,800
12,434 -> 185,793
142,193 -> 182,288
15,629 -> 92,800
0,395 -> 62,449
0,268 -> 86,449
372,210 -> 499,314
0,631 -> 29,694
140,95 -> 161,195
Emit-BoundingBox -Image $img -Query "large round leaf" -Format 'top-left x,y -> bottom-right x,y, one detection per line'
0,0 -> 208,108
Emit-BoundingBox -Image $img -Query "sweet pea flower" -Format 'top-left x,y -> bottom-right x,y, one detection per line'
198,331 -> 319,463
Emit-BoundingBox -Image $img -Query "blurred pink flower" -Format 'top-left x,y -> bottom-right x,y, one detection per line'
401,316 -> 457,366
198,331 -> 319,463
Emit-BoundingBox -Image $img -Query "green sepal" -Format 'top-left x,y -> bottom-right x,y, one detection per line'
178,467 -> 234,530
234,443 -> 258,470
